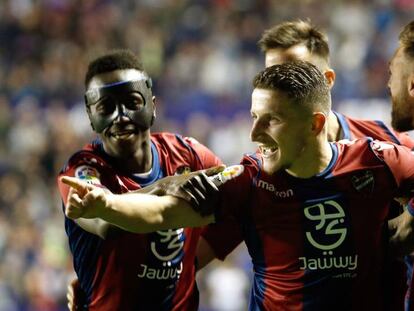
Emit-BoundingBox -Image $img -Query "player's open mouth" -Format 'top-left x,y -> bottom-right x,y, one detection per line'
259,145 -> 278,157
111,130 -> 136,140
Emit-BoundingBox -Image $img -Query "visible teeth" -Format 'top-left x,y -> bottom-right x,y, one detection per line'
261,146 -> 277,155
114,133 -> 133,139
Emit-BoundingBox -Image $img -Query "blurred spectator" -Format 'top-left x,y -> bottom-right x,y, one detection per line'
1,0 -> 412,309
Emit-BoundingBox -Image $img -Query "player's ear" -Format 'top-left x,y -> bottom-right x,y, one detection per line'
152,96 -> 157,119
311,112 -> 327,135
323,69 -> 336,89
408,74 -> 414,98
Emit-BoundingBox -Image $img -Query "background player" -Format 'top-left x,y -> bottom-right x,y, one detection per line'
57,49 -> 223,310
388,20 -> 414,311
260,20 -> 414,147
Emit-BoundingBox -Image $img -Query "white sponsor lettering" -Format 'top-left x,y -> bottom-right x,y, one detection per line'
300,200 -> 358,273
254,178 -> 294,198
136,229 -> 185,280
299,252 -> 358,271
137,262 -> 183,280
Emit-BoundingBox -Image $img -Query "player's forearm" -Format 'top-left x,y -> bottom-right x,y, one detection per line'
100,193 -> 213,233
99,194 -> 178,233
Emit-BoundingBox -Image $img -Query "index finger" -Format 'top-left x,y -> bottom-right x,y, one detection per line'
61,176 -> 94,192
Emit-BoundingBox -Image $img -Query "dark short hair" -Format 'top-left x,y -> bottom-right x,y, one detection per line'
399,21 -> 414,59
253,61 -> 331,114
258,20 -> 330,62
85,49 -> 146,87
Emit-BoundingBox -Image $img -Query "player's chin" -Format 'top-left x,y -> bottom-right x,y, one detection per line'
262,158 -> 281,175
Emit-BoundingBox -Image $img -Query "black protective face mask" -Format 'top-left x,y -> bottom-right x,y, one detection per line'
84,79 -> 154,133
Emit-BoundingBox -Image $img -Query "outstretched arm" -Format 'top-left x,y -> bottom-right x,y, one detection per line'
60,169 -> 221,233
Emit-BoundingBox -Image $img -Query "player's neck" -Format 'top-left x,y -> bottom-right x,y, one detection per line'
124,142 -> 153,174
327,111 -> 342,141
109,133 -> 153,174
286,139 -> 333,179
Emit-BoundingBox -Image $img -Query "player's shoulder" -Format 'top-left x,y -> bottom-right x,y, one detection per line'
216,155 -> 260,198
151,132 -> 202,146
339,112 -> 412,146
338,112 -> 378,125
335,137 -> 379,160
151,131 -> 211,157
342,114 -> 387,134
60,140 -> 107,174
337,137 -> 409,162
337,137 -> 394,151
369,139 -> 413,162
240,152 -> 262,177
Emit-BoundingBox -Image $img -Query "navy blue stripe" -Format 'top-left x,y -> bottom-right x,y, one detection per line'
242,183 -> 266,311
334,111 -> 352,140
317,143 -> 338,179
374,120 -> 401,144
333,111 -> 352,140
64,212 -> 102,303
405,256 -> 413,311
246,152 -> 262,168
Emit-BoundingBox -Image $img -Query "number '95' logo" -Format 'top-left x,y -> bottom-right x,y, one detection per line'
304,200 -> 347,251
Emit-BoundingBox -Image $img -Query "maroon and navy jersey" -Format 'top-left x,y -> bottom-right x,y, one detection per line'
206,138 -> 414,311
203,112 -> 414,260
334,112 -> 414,148
57,132 -> 221,311
201,112 -> 414,309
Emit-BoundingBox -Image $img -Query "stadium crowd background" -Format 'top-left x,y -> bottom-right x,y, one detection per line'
1,0 -> 414,310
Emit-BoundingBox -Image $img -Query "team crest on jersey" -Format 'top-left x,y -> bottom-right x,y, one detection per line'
75,165 -> 101,185
351,170 -> 374,195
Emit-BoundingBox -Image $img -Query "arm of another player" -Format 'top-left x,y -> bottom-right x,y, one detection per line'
369,141 -> 414,257
60,169 -> 222,233
388,201 -> 414,258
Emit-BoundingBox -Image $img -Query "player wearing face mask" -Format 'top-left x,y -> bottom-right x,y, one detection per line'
57,50 -> 222,311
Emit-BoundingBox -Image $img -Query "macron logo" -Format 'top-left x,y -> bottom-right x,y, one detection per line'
254,178 -> 294,198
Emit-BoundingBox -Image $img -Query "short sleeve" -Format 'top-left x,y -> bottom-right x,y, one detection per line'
182,136 -> 223,169
370,141 -> 414,193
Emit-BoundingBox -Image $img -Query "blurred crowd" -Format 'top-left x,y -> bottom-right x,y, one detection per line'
1,0 -> 413,310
